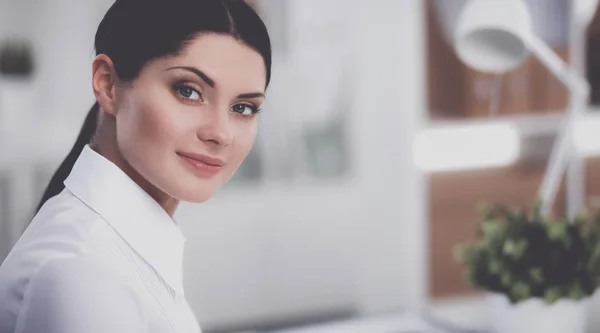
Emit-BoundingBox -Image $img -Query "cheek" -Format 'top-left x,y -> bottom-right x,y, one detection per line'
115,93 -> 197,179
231,120 -> 258,163
120,94 -> 188,152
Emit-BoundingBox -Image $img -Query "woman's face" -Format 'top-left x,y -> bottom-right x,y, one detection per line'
112,33 -> 266,202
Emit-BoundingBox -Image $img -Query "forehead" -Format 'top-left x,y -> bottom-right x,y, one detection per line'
156,33 -> 267,92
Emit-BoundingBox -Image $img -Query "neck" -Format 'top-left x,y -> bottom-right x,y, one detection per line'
91,113 -> 179,217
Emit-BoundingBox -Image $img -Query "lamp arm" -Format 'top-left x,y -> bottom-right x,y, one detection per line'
526,35 -> 591,215
527,35 -> 589,93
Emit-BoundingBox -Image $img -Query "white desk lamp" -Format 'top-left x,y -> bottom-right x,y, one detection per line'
454,0 -> 597,215
575,0 -> 600,28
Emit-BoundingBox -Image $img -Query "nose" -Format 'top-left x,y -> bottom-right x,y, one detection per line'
196,108 -> 234,147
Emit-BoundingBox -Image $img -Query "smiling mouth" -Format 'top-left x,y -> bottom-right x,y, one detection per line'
177,152 -> 223,177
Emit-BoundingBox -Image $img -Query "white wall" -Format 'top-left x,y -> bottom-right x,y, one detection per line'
352,0 -> 427,314
0,0 -> 35,41
0,0 -> 107,259
31,0 -> 102,121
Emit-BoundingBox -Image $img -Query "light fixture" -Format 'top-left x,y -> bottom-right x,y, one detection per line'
454,0 -> 532,74
452,0 -> 597,215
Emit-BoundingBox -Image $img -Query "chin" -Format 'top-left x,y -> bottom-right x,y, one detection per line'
184,192 -> 216,203
172,178 -> 222,203
174,186 -> 219,203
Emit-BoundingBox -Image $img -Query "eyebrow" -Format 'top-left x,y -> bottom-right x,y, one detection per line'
166,66 -> 215,88
166,66 -> 265,99
237,92 -> 265,99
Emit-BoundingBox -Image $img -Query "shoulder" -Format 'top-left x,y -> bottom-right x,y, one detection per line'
8,188 -> 106,262
27,254 -> 126,293
0,191 -> 110,333
0,189 -> 107,287
15,255 -> 147,333
22,188 -> 103,248
33,188 -> 100,230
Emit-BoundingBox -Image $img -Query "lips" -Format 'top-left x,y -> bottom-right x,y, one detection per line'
177,152 -> 224,176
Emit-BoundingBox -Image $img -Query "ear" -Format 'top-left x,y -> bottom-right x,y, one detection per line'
92,54 -> 119,116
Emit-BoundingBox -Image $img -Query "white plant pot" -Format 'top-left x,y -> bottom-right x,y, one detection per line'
487,292 -> 588,333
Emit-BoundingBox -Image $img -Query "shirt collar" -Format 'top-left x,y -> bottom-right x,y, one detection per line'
64,145 -> 186,295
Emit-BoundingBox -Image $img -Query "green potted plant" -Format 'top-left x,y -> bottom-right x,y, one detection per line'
455,202 -> 600,333
0,40 -> 34,77
0,39 -> 36,140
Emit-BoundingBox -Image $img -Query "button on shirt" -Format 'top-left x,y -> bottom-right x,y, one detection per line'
0,145 -> 202,333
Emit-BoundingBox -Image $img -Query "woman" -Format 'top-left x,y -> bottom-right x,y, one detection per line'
0,0 -> 271,332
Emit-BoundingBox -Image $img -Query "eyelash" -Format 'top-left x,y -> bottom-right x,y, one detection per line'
234,103 -> 261,116
173,83 -> 203,103
173,82 -> 261,116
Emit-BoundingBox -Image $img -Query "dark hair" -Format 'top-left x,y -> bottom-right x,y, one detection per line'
35,0 -> 271,213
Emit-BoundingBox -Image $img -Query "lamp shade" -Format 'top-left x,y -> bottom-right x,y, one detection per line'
454,0 -> 533,74
575,0 -> 600,27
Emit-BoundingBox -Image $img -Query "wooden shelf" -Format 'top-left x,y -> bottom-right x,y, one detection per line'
425,109 -> 600,138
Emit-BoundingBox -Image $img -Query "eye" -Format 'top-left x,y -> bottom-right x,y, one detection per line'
174,84 -> 201,101
232,103 -> 260,116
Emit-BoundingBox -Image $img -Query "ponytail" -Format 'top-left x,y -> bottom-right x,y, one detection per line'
35,102 -> 100,213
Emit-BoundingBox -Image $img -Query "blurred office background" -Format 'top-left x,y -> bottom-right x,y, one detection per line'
3,0 -> 600,332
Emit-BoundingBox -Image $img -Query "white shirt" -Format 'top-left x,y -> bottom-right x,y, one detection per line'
0,145 -> 202,333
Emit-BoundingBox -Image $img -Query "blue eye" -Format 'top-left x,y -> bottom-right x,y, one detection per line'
232,103 -> 259,116
175,84 -> 201,100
